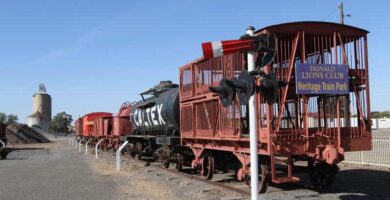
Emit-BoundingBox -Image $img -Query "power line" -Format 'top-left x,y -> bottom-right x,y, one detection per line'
322,7 -> 338,21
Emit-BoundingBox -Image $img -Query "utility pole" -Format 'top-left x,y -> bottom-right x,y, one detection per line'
338,2 -> 344,24
338,2 -> 351,24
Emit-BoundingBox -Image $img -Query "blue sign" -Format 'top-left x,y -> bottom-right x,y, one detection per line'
295,63 -> 349,94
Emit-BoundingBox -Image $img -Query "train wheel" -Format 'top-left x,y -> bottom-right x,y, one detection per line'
136,143 -> 143,160
201,155 -> 215,180
308,161 -> 339,189
99,141 -> 105,150
175,153 -> 183,171
129,147 -> 136,158
129,144 -> 136,158
104,141 -> 110,151
163,159 -> 170,168
112,141 -> 119,153
105,143 -> 110,151
244,163 -> 271,194
259,164 -> 271,193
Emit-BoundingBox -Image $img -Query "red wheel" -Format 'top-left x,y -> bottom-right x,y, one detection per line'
201,155 -> 214,180
244,163 -> 271,194
175,153 -> 183,171
308,161 -> 339,189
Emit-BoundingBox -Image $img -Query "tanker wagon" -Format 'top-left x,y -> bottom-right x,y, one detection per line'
126,81 -> 184,167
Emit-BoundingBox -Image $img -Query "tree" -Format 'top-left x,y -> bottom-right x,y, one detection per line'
0,112 -> 18,125
49,112 -> 73,135
0,113 -> 6,124
371,111 -> 390,118
5,114 -> 18,125
383,111 -> 390,118
371,111 -> 381,118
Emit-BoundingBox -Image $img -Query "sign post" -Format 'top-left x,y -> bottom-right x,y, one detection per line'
295,64 -> 349,94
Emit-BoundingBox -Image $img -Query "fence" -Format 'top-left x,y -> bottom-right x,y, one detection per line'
343,136 -> 390,168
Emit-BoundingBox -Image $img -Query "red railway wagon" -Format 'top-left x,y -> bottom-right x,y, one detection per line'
75,118 -> 83,136
98,102 -> 133,151
82,112 -> 112,137
90,116 -> 113,149
112,102 -> 133,136
93,116 -> 113,137
179,21 -> 371,191
103,118 -> 113,136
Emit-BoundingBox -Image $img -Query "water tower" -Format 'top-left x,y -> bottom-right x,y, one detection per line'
27,84 -> 52,131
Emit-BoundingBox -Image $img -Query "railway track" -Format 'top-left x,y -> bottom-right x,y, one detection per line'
87,146 -> 359,198
86,143 -> 337,197
156,165 -> 251,197
96,149 -> 251,197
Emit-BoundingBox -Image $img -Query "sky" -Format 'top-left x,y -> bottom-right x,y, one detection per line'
0,0 -> 389,123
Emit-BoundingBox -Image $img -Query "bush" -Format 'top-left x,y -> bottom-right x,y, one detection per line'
49,112 -> 73,135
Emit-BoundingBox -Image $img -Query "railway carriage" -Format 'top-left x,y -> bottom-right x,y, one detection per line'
179,21 -> 372,192
75,112 -> 112,147
105,102 -> 134,151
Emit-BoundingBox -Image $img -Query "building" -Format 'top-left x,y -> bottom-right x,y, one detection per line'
26,84 -> 52,131
372,117 -> 390,129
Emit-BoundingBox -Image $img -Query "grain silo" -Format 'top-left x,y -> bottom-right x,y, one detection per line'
27,84 -> 52,131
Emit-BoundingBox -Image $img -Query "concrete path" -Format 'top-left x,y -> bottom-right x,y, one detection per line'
0,141 -> 116,200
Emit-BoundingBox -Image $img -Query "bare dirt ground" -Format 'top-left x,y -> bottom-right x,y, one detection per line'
0,139 -> 240,200
1,138 -> 390,200
372,129 -> 390,136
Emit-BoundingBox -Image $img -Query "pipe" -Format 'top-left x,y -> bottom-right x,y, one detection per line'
0,139 -> 5,147
85,138 -> 92,155
116,141 -> 129,171
95,138 -> 105,159
78,138 -> 85,152
247,26 -> 259,200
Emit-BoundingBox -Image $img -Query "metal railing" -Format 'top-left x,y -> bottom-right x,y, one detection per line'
343,136 -> 390,168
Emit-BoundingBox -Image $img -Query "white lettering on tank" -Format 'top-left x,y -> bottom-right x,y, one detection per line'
137,110 -> 143,127
146,108 -> 153,126
151,106 -> 158,125
133,104 -> 167,127
157,104 -> 166,125
133,110 -> 138,127
142,110 -> 149,126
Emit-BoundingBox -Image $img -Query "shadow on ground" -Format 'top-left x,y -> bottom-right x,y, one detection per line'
280,167 -> 390,199
213,165 -> 390,199
0,147 -> 45,160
